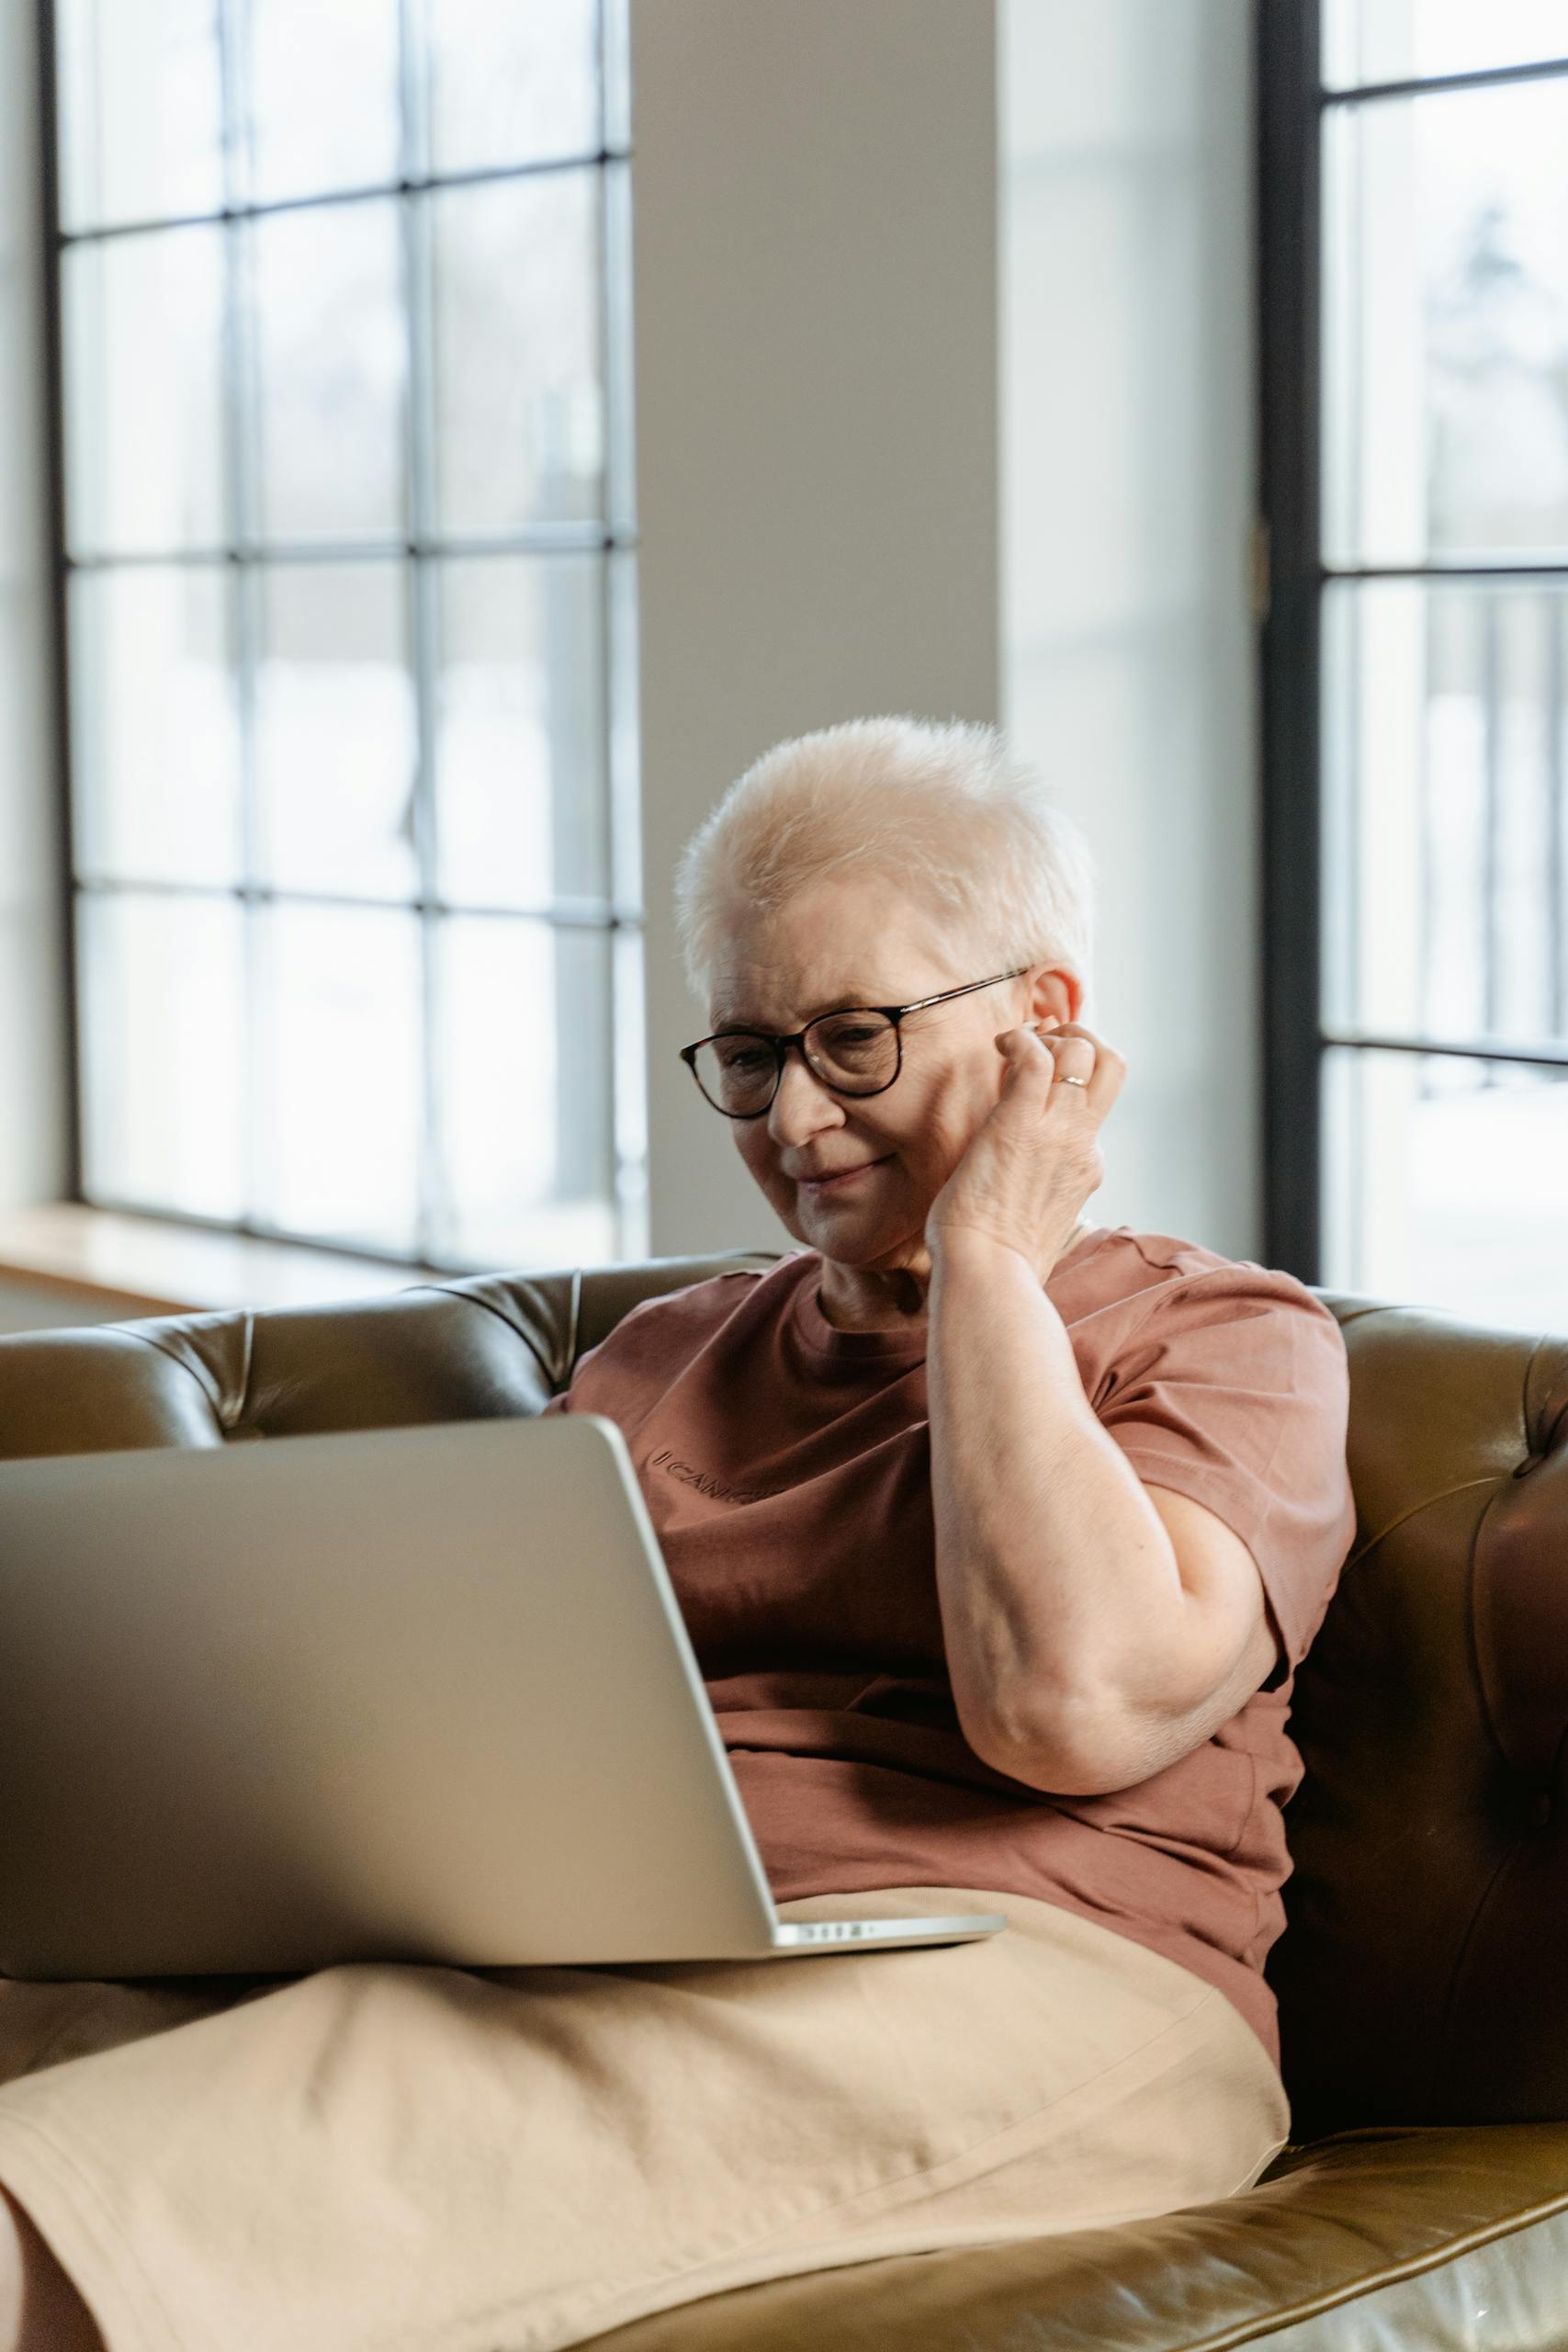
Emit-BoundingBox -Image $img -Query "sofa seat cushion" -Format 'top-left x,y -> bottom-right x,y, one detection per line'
583,2121 -> 1568,2351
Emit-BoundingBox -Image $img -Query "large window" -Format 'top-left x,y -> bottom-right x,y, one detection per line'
1260,0 -> 1568,1329
43,0 -> 644,1272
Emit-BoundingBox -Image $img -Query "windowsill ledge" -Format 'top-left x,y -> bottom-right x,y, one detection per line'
0,1204 -> 456,1319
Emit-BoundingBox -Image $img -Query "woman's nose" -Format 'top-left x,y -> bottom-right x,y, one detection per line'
765,1044 -> 842,1142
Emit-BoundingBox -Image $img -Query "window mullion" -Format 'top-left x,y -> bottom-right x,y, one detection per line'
35,0 -> 86,1199
1258,0 -> 1325,1281
215,0 -> 266,1234
399,0 -> 444,1267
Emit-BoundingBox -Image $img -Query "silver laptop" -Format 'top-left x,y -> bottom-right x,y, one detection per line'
0,1416 -> 1005,1979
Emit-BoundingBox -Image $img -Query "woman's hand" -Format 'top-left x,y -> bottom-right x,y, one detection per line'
924,1022 -> 1126,1286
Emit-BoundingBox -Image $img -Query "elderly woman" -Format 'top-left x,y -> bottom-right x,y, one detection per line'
0,717 -> 1355,2352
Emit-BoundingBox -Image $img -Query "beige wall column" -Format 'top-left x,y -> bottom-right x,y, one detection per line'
630,0 -> 1001,1259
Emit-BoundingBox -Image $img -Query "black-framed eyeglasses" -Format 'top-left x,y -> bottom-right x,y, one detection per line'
680,966 -> 1032,1119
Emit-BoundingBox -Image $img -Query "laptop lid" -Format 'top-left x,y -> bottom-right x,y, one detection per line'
0,1417 -> 788,1978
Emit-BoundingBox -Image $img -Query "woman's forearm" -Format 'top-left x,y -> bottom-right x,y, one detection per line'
925,1232 -> 1190,1789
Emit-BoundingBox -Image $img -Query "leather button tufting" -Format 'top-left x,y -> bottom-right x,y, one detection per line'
1512,1453 -> 1542,1477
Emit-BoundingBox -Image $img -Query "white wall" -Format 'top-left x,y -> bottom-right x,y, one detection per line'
0,0 -> 67,1212
631,0 -> 1002,1259
999,0 -> 1261,1256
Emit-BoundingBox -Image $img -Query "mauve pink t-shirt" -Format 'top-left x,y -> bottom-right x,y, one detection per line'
542,1224 -> 1358,2064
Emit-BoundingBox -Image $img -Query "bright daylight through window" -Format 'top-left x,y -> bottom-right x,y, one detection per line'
1314,0 -> 1568,1327
47,0 -> 644,1272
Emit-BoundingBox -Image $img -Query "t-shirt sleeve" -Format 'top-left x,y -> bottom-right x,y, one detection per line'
1093,1261 -> 1357,1674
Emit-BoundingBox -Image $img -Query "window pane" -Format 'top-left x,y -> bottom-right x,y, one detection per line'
431,174 -> 604,535
612,918 -> 648,1238
606,547 -> 641,906
64,224 -> 226,556
603,0 -> 631,153
254,562 -> 418,899
79,891 -> 244,1218
1324,579 -> 1568,1046
1323,1046 -> 1568,1329
1324,0 -> 1568,90
56,0 -> 223,232
434,918 -> 615,1267
254,903 -> 421,1249
602,161 -> 635,532
434,556 -> 608,907
1324,78 -> 1568,564
426,0 -> 599,175
71,566 -> 242,888
245,0 -> 401,205
252,199 -> 408,544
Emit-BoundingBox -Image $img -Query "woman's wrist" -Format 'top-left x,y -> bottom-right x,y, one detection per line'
927,1218 -> 1089,1287
927,1227 -> 1031,1290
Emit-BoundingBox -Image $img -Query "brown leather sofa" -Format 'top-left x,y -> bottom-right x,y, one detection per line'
1,1249 -> 1565,2349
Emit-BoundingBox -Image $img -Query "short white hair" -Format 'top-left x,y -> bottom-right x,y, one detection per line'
672,715 -> 1097,1007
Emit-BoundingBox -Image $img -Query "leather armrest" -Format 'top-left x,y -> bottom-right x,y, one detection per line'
582,2121 -> 1568,2352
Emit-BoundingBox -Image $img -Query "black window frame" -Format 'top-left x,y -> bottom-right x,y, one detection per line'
1257,0 -> 1324,1278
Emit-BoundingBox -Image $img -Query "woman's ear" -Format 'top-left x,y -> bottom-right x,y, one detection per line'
1023,964 -> 1080,1034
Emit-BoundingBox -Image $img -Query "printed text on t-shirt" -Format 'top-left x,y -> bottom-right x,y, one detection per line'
647,1448 -> 770,1507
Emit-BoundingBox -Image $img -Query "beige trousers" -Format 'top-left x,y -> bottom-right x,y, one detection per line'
0,1887 -> 1289,2352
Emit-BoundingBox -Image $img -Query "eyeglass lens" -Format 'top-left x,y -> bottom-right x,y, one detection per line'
694,1011 -> 899,1114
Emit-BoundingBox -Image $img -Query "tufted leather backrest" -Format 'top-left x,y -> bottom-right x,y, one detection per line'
0,1254 -> 775,1458
1269,1291 -> 1568,2138
0,1255 -> 1563,2137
